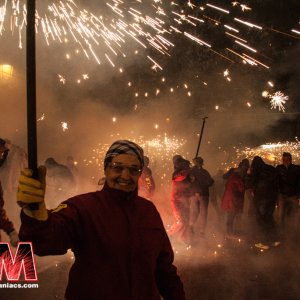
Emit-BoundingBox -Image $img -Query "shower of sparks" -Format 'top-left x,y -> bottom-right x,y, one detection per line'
234,140 -> 300,166
84,133 -> 187,186
1,0 -> 296,78
268,91 -> 288,112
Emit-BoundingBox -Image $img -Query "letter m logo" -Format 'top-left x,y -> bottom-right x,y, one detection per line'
0,242 -> 38,281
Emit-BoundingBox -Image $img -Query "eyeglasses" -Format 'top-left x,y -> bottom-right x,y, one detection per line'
108,163 -> 142,176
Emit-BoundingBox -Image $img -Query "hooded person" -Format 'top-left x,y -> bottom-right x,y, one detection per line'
17,139 -> 185,300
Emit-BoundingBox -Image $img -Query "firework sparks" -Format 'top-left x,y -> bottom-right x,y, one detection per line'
2,0 -> 292,76
238,141 -> 300,165
61,121 -> 69,132
37,113 -> 45,122
269,91 -> 288,112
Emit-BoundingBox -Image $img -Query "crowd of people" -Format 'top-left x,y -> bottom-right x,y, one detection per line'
167,152 -> 300,250
0,135 -> 299,298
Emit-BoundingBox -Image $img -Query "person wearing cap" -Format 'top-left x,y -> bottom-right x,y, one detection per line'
189,156 -> 214,237
0,138 -> 19,247
17,140 -> 185,300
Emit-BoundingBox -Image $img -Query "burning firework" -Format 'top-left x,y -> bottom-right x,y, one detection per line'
268,91 -> 289,112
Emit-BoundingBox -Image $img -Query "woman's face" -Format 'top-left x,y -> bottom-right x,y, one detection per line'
104,154 -> 142,192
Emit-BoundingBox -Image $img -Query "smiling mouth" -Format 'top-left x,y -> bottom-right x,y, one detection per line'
117,181 -> 133,186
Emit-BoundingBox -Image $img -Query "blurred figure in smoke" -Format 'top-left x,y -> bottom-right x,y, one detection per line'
209,169 -> 225,223
0,138 -> 19,247
250,156 -> 279,250
223,159 -> 254,221
221,161 -> 248,239
0,139 -> 27,226
223,159 -> 250,181
66,156 -> 79,186
276,152 -> 300,236
44,157 -> 77,207
17,140 -> 185,300
189,157 -> 214,237
168,155 -> 193,246
138,155 -> 155,200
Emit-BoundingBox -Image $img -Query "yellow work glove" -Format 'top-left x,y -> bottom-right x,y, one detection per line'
17,166 -> 48,221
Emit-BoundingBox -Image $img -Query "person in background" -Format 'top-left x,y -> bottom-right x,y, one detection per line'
0,138 -> 19,247
138,155 -> 156,200
223,159 -> 250,181
189,157 -> 214,237
276,152 -> 300,237
168,156 -> 193,246
0,139 -> 28,227
221,162 -> 248,239
250,156 -> 279,250
44,157 -> 77,206
209,169 -> 225,223
17,140 -> 185,300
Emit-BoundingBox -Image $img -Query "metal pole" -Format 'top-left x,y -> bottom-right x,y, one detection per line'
195,117 -> 208,158
26,0 -> 37,173
26,0 -> 39,210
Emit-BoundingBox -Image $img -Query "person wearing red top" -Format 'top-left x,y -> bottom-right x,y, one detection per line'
221,163 -> 248,239
17,140 -> 185,300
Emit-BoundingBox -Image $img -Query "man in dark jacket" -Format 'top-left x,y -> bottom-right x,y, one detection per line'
276,152 -> 300,234
17,140 -> 185,300
250,156 -> 279,249
189,157 -> 214,236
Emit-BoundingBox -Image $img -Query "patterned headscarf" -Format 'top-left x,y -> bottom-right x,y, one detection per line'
104,140 -> 144,169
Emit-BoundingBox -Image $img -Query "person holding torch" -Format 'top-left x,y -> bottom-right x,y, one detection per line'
17,140 -> 185,300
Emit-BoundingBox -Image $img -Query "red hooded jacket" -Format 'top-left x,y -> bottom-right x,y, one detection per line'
221,172 -> 245,213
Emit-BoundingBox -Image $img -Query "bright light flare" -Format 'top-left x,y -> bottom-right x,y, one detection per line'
61,122 -> 69,132
269,91 -> 288,112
